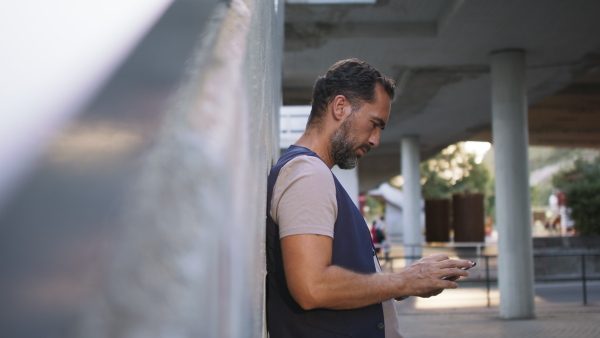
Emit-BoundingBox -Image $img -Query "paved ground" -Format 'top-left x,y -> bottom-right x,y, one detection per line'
382,244 -> 600,337
394,286 -> 600,338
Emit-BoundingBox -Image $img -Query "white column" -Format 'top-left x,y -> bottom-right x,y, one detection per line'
401,136 -> 423,264
491,50 -> 535,319
332,166 -> 359,207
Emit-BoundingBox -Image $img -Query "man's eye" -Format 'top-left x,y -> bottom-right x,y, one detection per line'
373,122 -> 384,130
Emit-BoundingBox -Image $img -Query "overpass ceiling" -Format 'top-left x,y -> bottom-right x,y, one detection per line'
282,0 -> 600,191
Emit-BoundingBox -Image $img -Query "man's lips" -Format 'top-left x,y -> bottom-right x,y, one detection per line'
357,146 -> 371,157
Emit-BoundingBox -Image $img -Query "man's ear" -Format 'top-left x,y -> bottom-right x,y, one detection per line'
331,95 -> 349,121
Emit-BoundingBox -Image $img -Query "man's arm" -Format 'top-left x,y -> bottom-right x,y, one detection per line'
281,234 -> 472,310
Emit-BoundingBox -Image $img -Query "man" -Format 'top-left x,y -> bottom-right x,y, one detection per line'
266,59 -> 474,337
376,216 -> 391,262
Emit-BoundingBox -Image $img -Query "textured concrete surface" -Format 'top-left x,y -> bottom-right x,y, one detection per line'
386,244 -> 600,337
397,302 -> 600,338
283,0 -> 600,192
0,1 -> 282,337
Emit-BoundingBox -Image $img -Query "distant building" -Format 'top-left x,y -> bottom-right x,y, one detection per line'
368,183 -> 424,244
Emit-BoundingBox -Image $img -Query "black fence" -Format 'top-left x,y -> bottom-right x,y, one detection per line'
379,252 -> 600,307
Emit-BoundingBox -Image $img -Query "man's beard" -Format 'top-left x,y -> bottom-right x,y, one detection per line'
330,116 -> 363,170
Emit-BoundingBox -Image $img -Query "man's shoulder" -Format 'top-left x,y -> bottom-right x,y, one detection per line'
275,155 -> 337,199
281,155 -> 331,177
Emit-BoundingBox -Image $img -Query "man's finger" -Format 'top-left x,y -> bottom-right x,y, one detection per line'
441,267 -> 470,281
418,253 -> 449,263
441,280 -> 459,289
440,259 -> 474,269
417,288 -> 444,298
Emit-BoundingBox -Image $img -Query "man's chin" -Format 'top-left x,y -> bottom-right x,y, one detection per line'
338,165 -> 358,170
337,158 -> 359,170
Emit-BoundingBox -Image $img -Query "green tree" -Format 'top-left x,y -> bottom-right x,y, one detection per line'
419,142 -> 490,199
390,142 -> 493,217
552,157 -> 600,236
364,195 -> 385,222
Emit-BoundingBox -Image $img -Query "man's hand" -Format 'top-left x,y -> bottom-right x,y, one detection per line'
415,288 -> 444,298
395,254 -> 474,298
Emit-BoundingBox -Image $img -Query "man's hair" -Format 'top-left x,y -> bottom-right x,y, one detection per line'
307,58 -> 396,126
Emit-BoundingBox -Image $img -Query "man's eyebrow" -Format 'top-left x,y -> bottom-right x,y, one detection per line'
373,117 -> 386,130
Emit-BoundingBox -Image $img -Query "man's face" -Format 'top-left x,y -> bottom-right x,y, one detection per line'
330,84 -> 391,169
330,113 -> 361,169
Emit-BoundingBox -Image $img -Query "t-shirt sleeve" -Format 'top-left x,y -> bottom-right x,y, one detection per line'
270,155 -> 337,239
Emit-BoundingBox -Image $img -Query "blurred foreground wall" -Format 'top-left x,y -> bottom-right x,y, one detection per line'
0,0 -> 283,337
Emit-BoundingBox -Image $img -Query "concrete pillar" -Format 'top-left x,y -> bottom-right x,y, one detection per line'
491,50 -> 535,319
401,136 -> 423,264
0,1 -> 283,337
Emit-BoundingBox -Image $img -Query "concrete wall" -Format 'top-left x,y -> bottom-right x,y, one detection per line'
0,1 -> 282,337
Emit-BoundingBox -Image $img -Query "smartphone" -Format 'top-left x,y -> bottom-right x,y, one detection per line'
442,261 -> 476,280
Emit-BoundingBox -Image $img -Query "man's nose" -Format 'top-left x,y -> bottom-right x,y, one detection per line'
368,129 -> 380,148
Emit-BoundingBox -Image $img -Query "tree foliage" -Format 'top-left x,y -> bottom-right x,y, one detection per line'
419,142 -> 490,199
552,157 -> 600,236
364,195 -> 385,222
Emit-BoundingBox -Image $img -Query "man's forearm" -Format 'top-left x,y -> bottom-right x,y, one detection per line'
293,264 -> 405,310
281,234 -> 473,311
287,254 -> 473,311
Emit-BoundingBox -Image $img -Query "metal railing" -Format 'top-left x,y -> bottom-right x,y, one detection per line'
378,252 -> 600,307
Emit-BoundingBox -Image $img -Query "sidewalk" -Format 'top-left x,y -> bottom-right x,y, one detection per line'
395,292 -> 600,338
383,244 -> 600,337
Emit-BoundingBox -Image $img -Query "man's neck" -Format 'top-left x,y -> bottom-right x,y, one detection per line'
294,128 -> 334,168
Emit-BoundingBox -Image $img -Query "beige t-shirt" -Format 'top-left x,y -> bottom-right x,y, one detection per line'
270,155 -> 403,338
